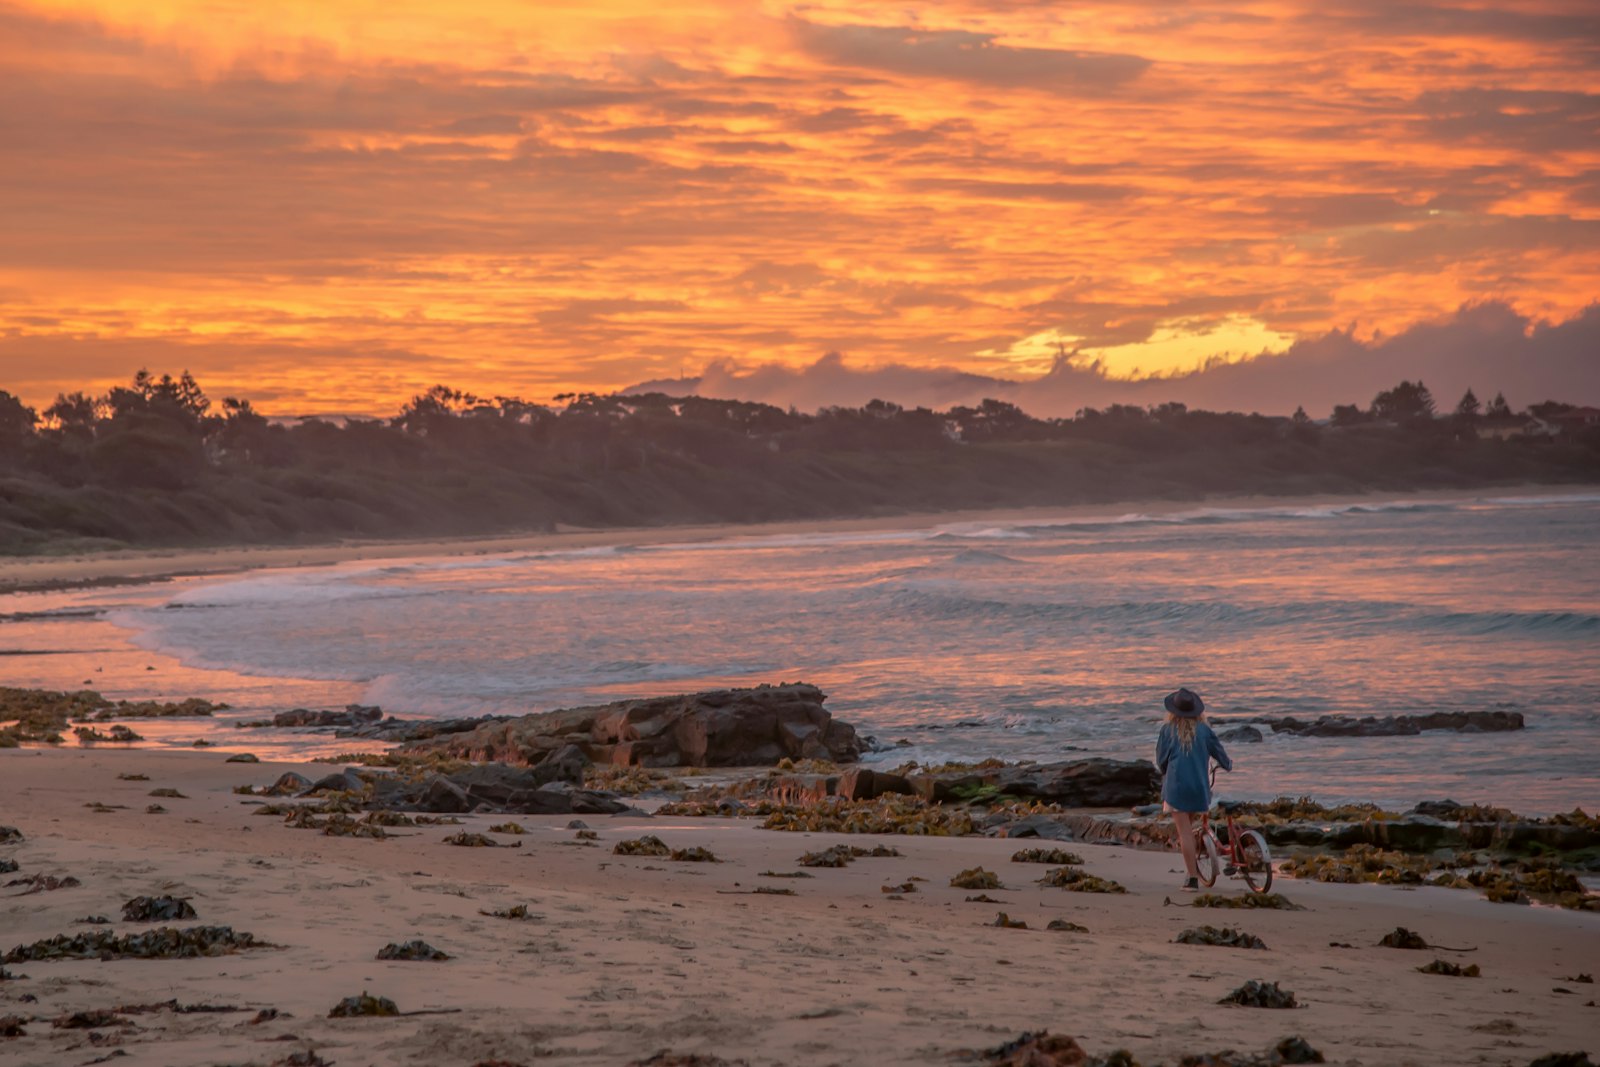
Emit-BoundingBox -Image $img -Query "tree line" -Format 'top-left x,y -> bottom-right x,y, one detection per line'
1,372 -> 1595,553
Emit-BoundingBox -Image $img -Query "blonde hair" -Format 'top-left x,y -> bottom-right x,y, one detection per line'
1168,713 -> 1200,751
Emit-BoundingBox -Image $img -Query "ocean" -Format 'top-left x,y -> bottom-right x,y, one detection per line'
4,491 -> 1598,814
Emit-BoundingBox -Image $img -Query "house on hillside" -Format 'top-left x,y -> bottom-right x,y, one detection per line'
1547,406 -> 1600,434
1477,414 -> 1555,441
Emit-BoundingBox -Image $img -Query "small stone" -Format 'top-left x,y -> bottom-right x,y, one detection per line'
226,753 -> 261,763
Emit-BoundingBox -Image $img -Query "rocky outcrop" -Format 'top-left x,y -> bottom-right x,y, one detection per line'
270,705 -> 384,729
402,683 -> 860,768
334,714 -> 510,742
1221,710 -> 1523,737
752,758 -> 1157,809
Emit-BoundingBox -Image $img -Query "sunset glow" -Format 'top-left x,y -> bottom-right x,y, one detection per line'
2,0 -> 1597,412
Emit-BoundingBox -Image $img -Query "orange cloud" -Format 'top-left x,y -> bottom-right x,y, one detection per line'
0,0 -> 1596,414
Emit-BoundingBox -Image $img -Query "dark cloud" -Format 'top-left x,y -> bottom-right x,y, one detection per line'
639,304 -> 1600,417
789,17 -> 1152,91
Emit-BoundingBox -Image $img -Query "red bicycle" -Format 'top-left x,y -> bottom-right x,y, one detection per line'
1191,764 -> 1273,892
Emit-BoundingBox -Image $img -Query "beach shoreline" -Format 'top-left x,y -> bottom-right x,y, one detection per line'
1,746 -> 1595,1067
5,483 -> 1595,595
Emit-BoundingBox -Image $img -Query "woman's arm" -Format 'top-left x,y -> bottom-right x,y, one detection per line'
1155,726 -> 1173,775
1207,726 -> 1233,772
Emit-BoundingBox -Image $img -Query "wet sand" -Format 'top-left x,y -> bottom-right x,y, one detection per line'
2,747 -> 1595,1067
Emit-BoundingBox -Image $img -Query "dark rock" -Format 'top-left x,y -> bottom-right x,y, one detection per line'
263,772 -> 313,797
834,767 -> 913,802
0,1014 -> 26,1037
917,758 -> 1159,808
1217,725 -> 1264,743
273,705 -> 384,729
225,753 -> 260,763
302,768 -> 368,795
388,764 -> 628,816
1528,1055 -> 1596,1067
401,683 -> 860,768
1231,710 -> 1523,737
1410,799 -> 1463,818
122,896 -> 197,923
0,859 -> 16,874
335,713 -> 510,742
52,1009 -> 122,1029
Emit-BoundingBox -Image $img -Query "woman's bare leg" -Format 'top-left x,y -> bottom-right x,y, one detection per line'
1171,810 -> 1199,879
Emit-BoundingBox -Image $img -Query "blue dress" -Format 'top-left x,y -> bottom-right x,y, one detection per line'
1155,720 -> 1232,812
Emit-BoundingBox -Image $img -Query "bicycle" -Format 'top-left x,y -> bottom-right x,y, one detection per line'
1190,764 -> 1273,892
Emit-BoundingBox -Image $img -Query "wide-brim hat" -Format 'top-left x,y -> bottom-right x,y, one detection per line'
1164,687 -> 1205,717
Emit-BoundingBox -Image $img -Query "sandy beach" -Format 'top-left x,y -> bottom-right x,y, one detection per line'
2,747 -> 1595,1067
4,486 -> 1585,594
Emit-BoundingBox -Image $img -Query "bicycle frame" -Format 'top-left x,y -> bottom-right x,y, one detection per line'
1190,763 -> 1274,892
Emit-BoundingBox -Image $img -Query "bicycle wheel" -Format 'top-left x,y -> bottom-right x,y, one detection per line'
1237,829 -> 1273,893
1194,828 -> 1221,887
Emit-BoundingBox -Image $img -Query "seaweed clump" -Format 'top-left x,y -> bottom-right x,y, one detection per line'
122,896 -> 197,922
5,874 -> 81,894
990,912 -> 1027,929
1191,893 -> 1304,911
328,992 -> 398,1017
1376,927 -> 1429,949
982,1030 -> 1088,1065
375,940 -> 450,961
613,835 -> 672,857
1011,848 -> 1085,865
1036,866 -> 1126,894
669,846 -> 719,863
478,904 -> 537,920
1047,919 -> 1088,932
950,867 -> 1002,890
1175,926 -> 1267,950
762,796 -> 976,836
1278,845 -> 1436,885
1417,959 -> 1480,977
4,926 -> 267,962
443,832 -> 519,848
1218,980 -> 1299,1009
1173,1036 -> 1326,1065
796,844 -> 898,868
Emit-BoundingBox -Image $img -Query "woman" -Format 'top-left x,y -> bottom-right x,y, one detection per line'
1155,687 -> 1232,891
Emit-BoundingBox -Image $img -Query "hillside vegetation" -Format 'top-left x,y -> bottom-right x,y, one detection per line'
1,373 -> 1596,554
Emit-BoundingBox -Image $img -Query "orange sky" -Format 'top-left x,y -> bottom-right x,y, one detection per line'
1,0 -> 1597,413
